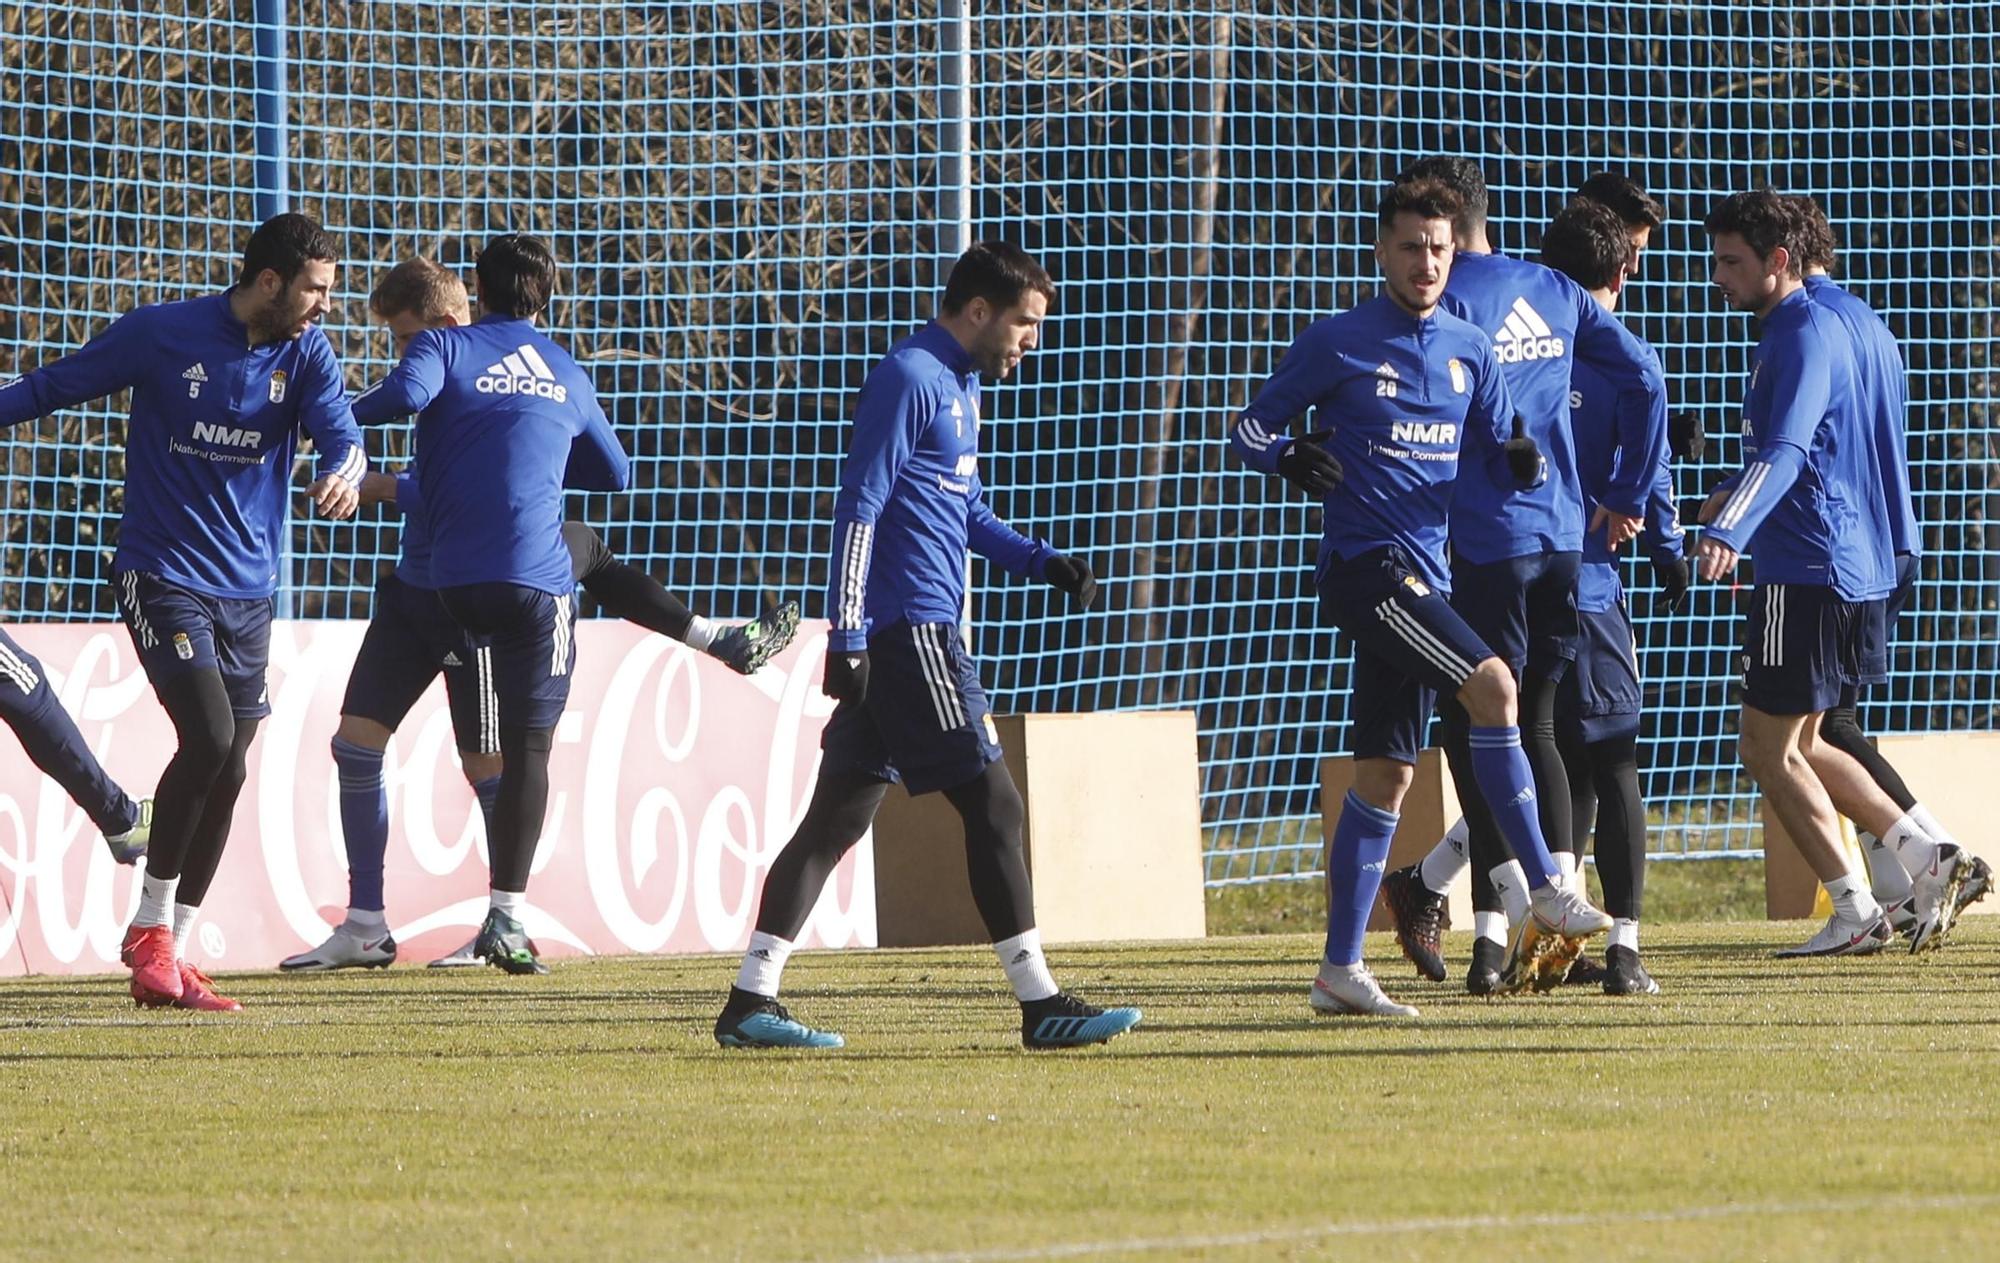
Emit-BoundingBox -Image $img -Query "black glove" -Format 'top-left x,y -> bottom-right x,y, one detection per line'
1275,429 -> 1343,496
1669,414 -> 1707,463
1504,416 -> 1546,487
1651,555 -> 1691,615
1043,553 -> 1098,610
823,649 -> 869,704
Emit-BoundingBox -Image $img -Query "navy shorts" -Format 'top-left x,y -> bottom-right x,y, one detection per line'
820,620 -> 1003,795
438,583 -> 576,733
342,573 -> 498,755
1315,545 -> 1494,765
1449,550 -> 1582,680
1557,600 -> 1641,744
1843,553 -> 1919,709
1741,583 -> 1884,717
113,570 -> 273,719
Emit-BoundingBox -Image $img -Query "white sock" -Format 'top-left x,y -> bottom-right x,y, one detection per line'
1492,860 -> 1531,927
1419,819 -> 1471,895
734,930 -> 793,998
684,615 -> 717,652
1909,803 -> 1961,851
1553,850 -> 1579,885
1860,833 -> 1914,902
1885,813 -> 1942,875
134,874 -> 178,930
172,903 -> 199,961
994,929 -> 1060,1003
345,906 -> 388,934
1608,918 -> 1640,952
489,888 -> 525,918
1824,871 -> 1883,924
1473,910 -> 1508,946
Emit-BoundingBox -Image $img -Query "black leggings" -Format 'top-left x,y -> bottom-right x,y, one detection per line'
754,761 -> 1036,943
489,724 -> 554,893
1818,705 -> 1917,813
148,670 -> 260,900
1559,728 -> 1645,921
563,522 -> 695,642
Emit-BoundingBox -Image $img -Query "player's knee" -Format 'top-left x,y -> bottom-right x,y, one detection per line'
561,521 -> 612,582
1351,757 -> 1414,813
213,737 -> 255,796
1457,659 -> 1517,728
501,725 -> 555,757
947,762 -> 1025,845
460,751 -> 503,784
173,714 -> 237,780
1738,725 -> 1801,784
334,713 -> 393,753
1817,708 -> 1866,757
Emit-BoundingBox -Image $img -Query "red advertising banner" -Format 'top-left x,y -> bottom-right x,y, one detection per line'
0,620 -> 874,976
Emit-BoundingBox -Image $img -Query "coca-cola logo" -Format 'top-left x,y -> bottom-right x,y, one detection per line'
0,620 -> 873,974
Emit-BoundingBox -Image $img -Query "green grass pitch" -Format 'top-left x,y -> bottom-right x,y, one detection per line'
5,924 -> 1998,1261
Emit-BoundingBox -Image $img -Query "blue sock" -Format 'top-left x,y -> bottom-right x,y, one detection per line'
472,774 -> 502,840
331,737 -> 390,913
1467,726 -> 1556,890
1323,792 -> 1400,968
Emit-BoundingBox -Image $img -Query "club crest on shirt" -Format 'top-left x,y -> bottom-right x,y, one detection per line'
1402,574 -> 1431,597
268,371 -> 287,403
172,631 -> 194,661
1447,358 -> 1467,394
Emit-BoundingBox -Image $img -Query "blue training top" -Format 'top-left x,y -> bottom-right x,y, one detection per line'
827,321 -> 1052,653
1803,274 -> 1919,560
1438,251 -> 1666,564
1570,359 -> 1683,612
0,292 -> 366,599
1704,285 -> 1895,600
352,314 -> 628,595
1231,292 -> 1516,595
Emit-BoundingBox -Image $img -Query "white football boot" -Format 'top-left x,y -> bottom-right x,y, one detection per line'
279,923 -> 397,971
1906,845 -> 1969,953
1775,910 -> 1892,958
1310,963 -> 1419,1018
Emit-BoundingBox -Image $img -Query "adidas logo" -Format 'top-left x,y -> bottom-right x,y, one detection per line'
1374,361 -> 1400,380
182,363 -> 208,382
1509,786 -> 1535,806
1491,297 -> 1566,364
749,948 -> 772,961
1009,949 -> 1032,965
441,651 -> 463,667
475,343 -> 569,403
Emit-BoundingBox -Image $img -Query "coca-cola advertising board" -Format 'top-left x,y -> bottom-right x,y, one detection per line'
0,620 -> 875,976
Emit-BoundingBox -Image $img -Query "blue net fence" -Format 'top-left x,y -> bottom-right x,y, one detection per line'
1,3 -> 1994,883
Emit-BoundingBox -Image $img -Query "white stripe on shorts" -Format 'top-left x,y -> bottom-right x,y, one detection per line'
912,623 -> 967,731
120,572 -> 159,649
475,645 -> 498,754
1375,599 -> 1476,684
551,594 -> 573,677
1763,585 -> 1784,667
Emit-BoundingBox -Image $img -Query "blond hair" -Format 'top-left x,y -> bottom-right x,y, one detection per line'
368,257 -> 470,323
